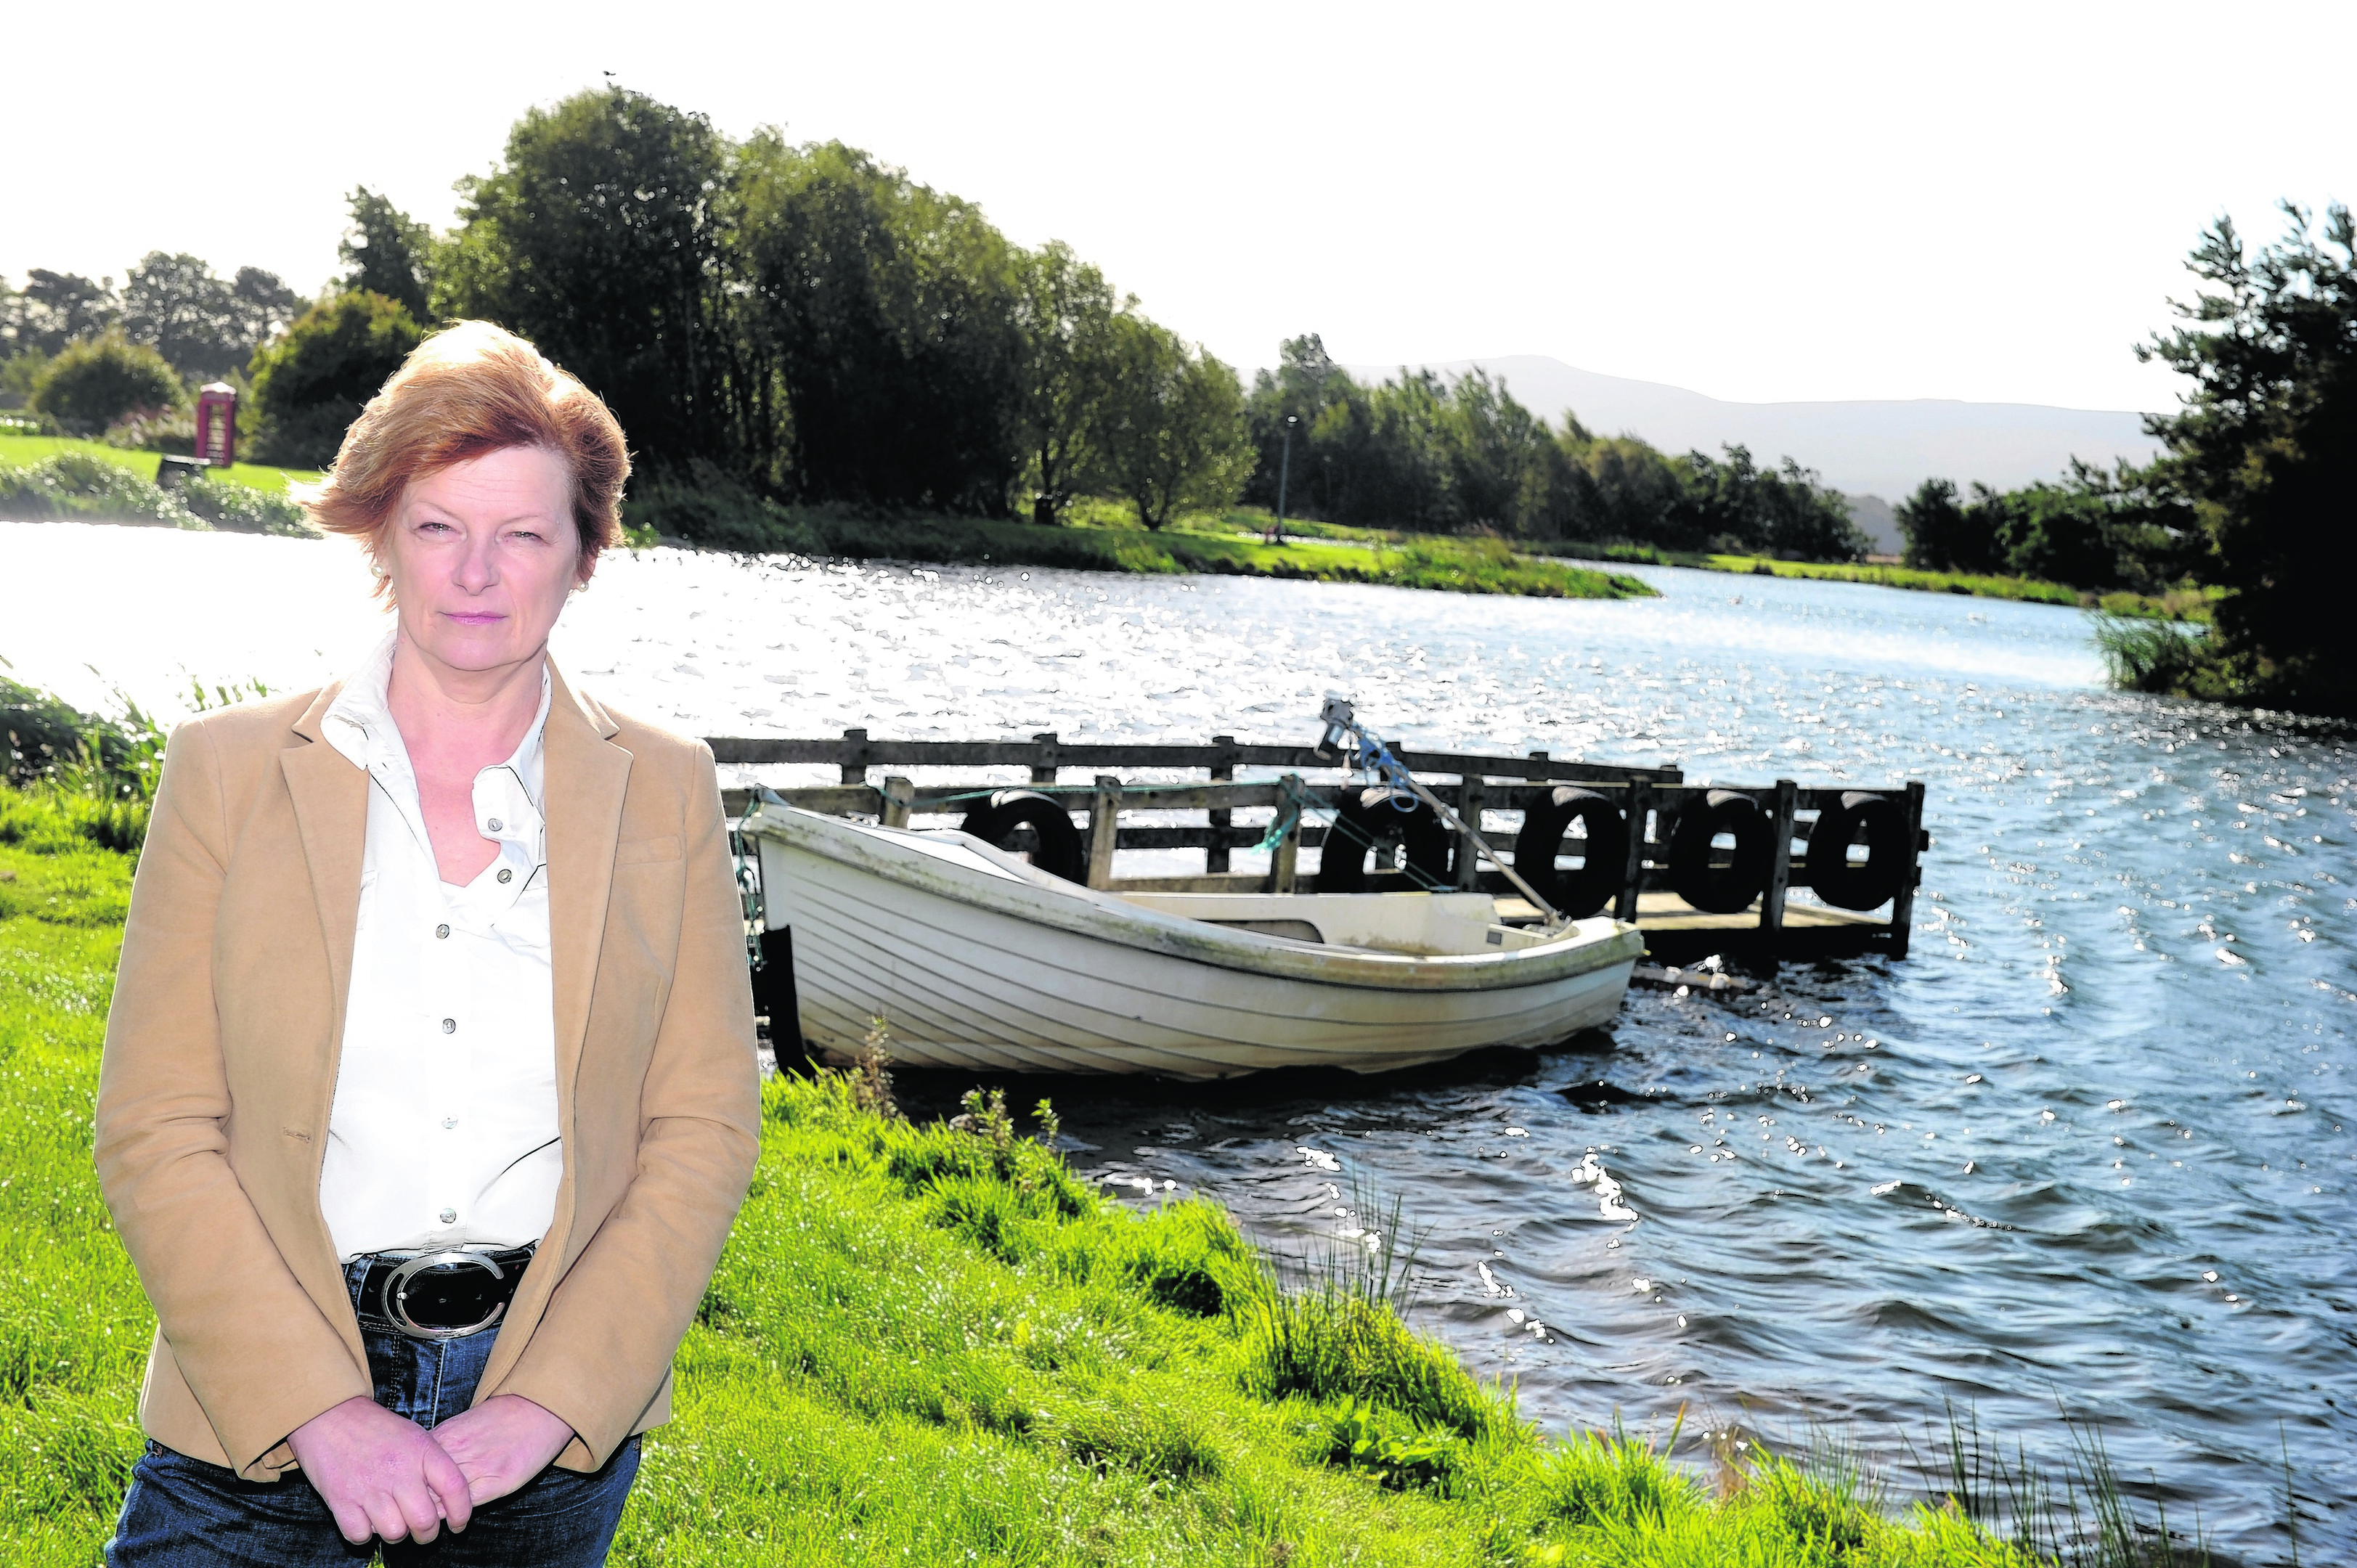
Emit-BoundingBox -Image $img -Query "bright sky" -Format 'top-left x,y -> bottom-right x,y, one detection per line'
11,1 -> 2349,414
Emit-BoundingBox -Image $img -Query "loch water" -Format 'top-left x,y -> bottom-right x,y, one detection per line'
6,520 -> 2350,1561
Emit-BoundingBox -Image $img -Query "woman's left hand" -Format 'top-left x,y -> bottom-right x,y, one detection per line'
429,1393 -> 577,1505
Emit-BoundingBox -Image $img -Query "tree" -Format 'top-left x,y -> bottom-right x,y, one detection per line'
1438,368 -> 1555,535
248,292 -> 426,467
440,86 -> 729,470
1242,334 -> 1357,513
1667,444 -> 1868,560
339,187 -> 434,322
1314,371 -> 1457,531
1089,319 -> 1253,530
1552,433 -> 1683,544
118,253 -> 298,381
8,269 -> 118,356
1011,242 -> 1123,523
1900,466 -> 2175,588
2138,202 -> 2356,716
29,331 -> 182,434
1895,478 -> 1978,571
728,135 -> 1026,513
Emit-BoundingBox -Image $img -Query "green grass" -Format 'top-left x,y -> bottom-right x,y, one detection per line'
0,433 -> 317,495
1525,540 -> 2220,621
627,483 -> 1657,602
0,783 -> 2212,1565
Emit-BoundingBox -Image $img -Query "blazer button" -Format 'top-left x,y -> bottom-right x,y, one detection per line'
435,923 -> 449,939
441,1018 -> 456,1034
488,818 -> 504,833
497,868 -> 513,884
439,1208 -> 457,1225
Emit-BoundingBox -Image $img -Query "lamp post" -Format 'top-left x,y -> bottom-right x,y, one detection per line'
1271,412 -> 1299,545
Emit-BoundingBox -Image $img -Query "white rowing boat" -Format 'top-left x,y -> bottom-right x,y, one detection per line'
741,803 -> 1642,1079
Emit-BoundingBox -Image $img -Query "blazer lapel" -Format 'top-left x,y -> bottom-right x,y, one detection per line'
281,685 -> 365,1036
543,662 -> 631,1127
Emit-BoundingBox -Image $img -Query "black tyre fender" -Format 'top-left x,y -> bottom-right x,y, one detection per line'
1512,787 -> 1628,918
1666,788 -> 1773,915
1804,791 -> 1910,910
1316,787 -> 1453,892
958,790 -> 1087,883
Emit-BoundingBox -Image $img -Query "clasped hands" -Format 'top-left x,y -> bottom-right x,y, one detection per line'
285,1392 -> 574,1546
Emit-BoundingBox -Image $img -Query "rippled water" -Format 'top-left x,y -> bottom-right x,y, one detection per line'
7,520 -> 2350,1561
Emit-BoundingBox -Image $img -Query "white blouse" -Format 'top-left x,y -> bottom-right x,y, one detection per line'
317,634 -> 563,1261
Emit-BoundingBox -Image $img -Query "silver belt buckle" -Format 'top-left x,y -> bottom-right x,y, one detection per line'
383,1250 -> 508,1341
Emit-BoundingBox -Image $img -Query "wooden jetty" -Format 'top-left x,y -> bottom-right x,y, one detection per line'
709,730 -> 1927,971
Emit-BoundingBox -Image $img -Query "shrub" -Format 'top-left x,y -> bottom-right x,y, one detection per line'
100,408 -> 195,454
1,349 -> 51,412
179,473 -> 313,536
0,454 -> 198,530
28,333 -> 182,437
248,290 -> 423,467
1,677 -> 102,788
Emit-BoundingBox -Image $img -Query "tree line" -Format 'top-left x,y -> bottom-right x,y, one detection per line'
6,88 -> 2339,714
1241,335 -> 1867,558
3,84 -> 1865,560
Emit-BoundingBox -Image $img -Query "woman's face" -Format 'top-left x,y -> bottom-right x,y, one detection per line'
380,445 -> 587,676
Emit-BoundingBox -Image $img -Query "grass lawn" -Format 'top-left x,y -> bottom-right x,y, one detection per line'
1527,541 -> 2218,622
0,433 -> 317,495
632,489 -> 1659,603
0,780 -> 2193,1566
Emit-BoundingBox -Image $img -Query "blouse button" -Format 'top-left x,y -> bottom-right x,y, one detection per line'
488,818 -> 504,833
439,1208 -> 457,1225
497,868 -> 513,884
442,1116 -> 458,1130
441,1018 -> 456,1034
434,923 -> 449,939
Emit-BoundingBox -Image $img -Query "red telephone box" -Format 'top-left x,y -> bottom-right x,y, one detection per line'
195,383 -> 237,467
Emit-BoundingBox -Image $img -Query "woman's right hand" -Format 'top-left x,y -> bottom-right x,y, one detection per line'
287,1395 -> 475,1545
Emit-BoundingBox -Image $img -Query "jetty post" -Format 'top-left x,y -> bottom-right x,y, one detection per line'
1762,777 -> 1798,950
711,731 -> 1928,963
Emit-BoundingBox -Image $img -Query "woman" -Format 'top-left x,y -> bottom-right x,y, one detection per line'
94,322 -> 761,1564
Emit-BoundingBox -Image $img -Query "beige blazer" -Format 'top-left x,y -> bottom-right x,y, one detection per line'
94,663 -> 761,1481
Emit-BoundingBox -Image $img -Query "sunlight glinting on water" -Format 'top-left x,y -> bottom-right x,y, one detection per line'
5,519 -> 2349,1559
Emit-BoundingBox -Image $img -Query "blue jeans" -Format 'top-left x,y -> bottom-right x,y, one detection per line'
106,1259 -> 638,1566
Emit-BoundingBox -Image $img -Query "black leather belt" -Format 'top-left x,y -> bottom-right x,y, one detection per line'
353,1244 -> 535,1341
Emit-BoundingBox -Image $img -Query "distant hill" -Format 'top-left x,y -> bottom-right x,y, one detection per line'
1342,354 -> 2163,505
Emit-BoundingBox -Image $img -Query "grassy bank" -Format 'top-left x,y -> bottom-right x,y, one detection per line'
0,443 -> 1650,601
1525,542 -> 2218,621
0,777 -> 2212,1565
626,482 -> 1657,601
0,442 -> 314,536
0,433 -> 318,495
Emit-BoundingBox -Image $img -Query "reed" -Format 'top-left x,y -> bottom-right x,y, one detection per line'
2091,611 -> 2212,696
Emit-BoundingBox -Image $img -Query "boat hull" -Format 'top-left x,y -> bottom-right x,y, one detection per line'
745,807 -> 1641,1079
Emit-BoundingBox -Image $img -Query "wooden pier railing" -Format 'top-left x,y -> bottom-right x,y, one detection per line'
709,731 -> 1925,960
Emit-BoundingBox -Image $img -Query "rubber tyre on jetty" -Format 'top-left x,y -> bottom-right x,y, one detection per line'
1316,788 -> 1453,892
1666,789 -> 1773,914
1804,791 -> 1909,910
958,791 -> 1088,883
1512,788 -> 1628,918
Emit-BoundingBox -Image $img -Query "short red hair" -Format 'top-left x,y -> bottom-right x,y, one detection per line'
302,321 -> 630,586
